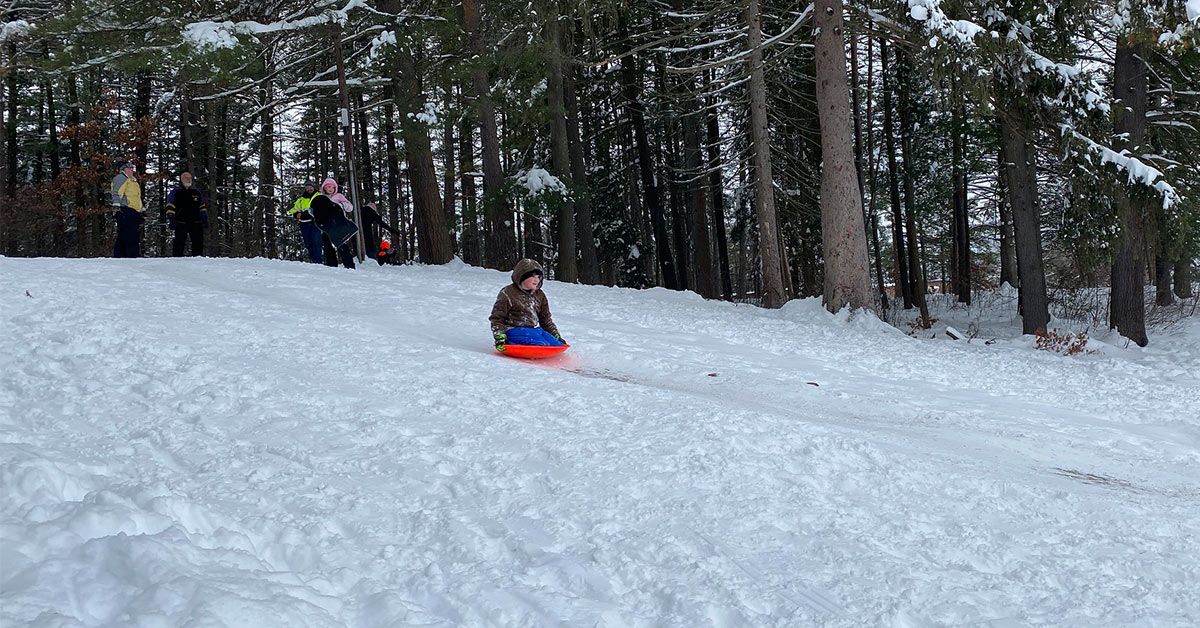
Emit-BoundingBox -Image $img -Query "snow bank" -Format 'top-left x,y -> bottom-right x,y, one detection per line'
2,258 -> 1198,627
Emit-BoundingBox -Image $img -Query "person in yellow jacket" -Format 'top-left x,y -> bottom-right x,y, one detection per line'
111,161 -> 144,258
289,180 -> 322,263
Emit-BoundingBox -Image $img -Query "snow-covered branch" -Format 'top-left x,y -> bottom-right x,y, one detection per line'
184,0 -> 368,50
1069,129 -> 1181,209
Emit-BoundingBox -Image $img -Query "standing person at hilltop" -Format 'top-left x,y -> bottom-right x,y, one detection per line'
311,177 -> 357,270
166,171 -> 208,257
360,201 -> 400,264
290,181 -> 322,263
110,161 -> 144,258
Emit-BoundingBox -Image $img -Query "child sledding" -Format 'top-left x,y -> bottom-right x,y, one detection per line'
489,259 -> 569,359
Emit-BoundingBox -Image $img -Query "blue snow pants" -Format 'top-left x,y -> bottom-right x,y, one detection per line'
113,206 -> 142,258
504,327 -> 563,346
299,221 -> 324,264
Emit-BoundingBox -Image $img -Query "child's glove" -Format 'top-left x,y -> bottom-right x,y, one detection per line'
553,333 -> 565,345
493,332 -> 507,352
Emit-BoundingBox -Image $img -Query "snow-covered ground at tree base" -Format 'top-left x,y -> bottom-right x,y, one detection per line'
2,257 -> 1198,628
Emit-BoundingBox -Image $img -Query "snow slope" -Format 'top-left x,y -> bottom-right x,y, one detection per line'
2,257 -> 1198,628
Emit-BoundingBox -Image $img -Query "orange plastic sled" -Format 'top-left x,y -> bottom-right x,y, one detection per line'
500,343 -> 570,359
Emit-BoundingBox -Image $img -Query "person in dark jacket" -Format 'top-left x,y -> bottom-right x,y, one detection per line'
310,179 -> 356,269
360,201 -> 400,265
110,161 -> 143,258
489,258 -> 564,351
166,171 -> 208,256
290,181 -> 322,263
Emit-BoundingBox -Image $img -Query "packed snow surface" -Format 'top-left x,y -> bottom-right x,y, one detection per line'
2,257 -> 1198,627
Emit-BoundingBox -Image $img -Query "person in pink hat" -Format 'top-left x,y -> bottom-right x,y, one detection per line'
311,177 -> 357,269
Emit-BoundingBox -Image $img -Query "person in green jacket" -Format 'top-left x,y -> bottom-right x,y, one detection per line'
111,161 -> 143,258
289,181 -> 322,263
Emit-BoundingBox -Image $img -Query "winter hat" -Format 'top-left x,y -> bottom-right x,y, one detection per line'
510,258 -> 546,288
322,177 -> 338,193
520,269 -> 543,283
119,161 -> 134,171
303,180 -> 316,188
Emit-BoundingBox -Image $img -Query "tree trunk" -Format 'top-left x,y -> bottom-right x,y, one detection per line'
681,78 -> 717,298
463,0 -> 516,270
219,100 -> 232,255
996,134 -> 1018,287
406,174 -> 416,260
1173,257 -> 1192,298
863,38 -> 888,312
623,116 -> 654,285
1155,256 -> 1174,306
546,14 -> 578,282
67,72 -> 85,255
1108,33 -> 1149,346
881,42 -> 911,309
441,79 -> 457,253
566,61 -> 600,284
34,79 -> 44,186
384,103 -> 402,245
45,75 -> 60,182
259,84 -> 277,259
998,96 -> 1050,335
356,92 -> 375,200
665,117 -> 690,291
897,51 -> 930,326
6,43 -> 18,197
179,83 -> 193,174
394,51 -> 453,265
333,30 -> 366,260
705,88 -> 733,300
134,70 -> 151,169
460,109 -> 480,265
850,27 -> 865,233
0,45 -> 9,255
744,0 -> 786,308
951,91 -> 970,304
620,40 -> 678,289
204,99 -> 218,255
814,0 -> 874,313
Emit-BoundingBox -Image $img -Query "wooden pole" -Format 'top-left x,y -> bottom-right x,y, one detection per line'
334,27 -> 366,261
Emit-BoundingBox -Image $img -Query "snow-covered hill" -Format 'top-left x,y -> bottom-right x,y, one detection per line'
2,257 -> 1198,627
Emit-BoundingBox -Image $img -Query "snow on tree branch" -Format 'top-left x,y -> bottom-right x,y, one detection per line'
1068,128 -> 1181,209
515,167 -> 568,198
1,20 -> 33,41
901,0 -> 986,45
892,0 -> 1108,114
183,0 -> 367,50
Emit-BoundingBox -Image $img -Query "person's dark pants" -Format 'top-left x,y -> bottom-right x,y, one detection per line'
172,222 -> 205,256
365,232 -> 380,259
321,233 -> 355,269
112,206 -> 142,258
336,242 -> 356,269
321,234 -> 338,267
299,221 -> 323,264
